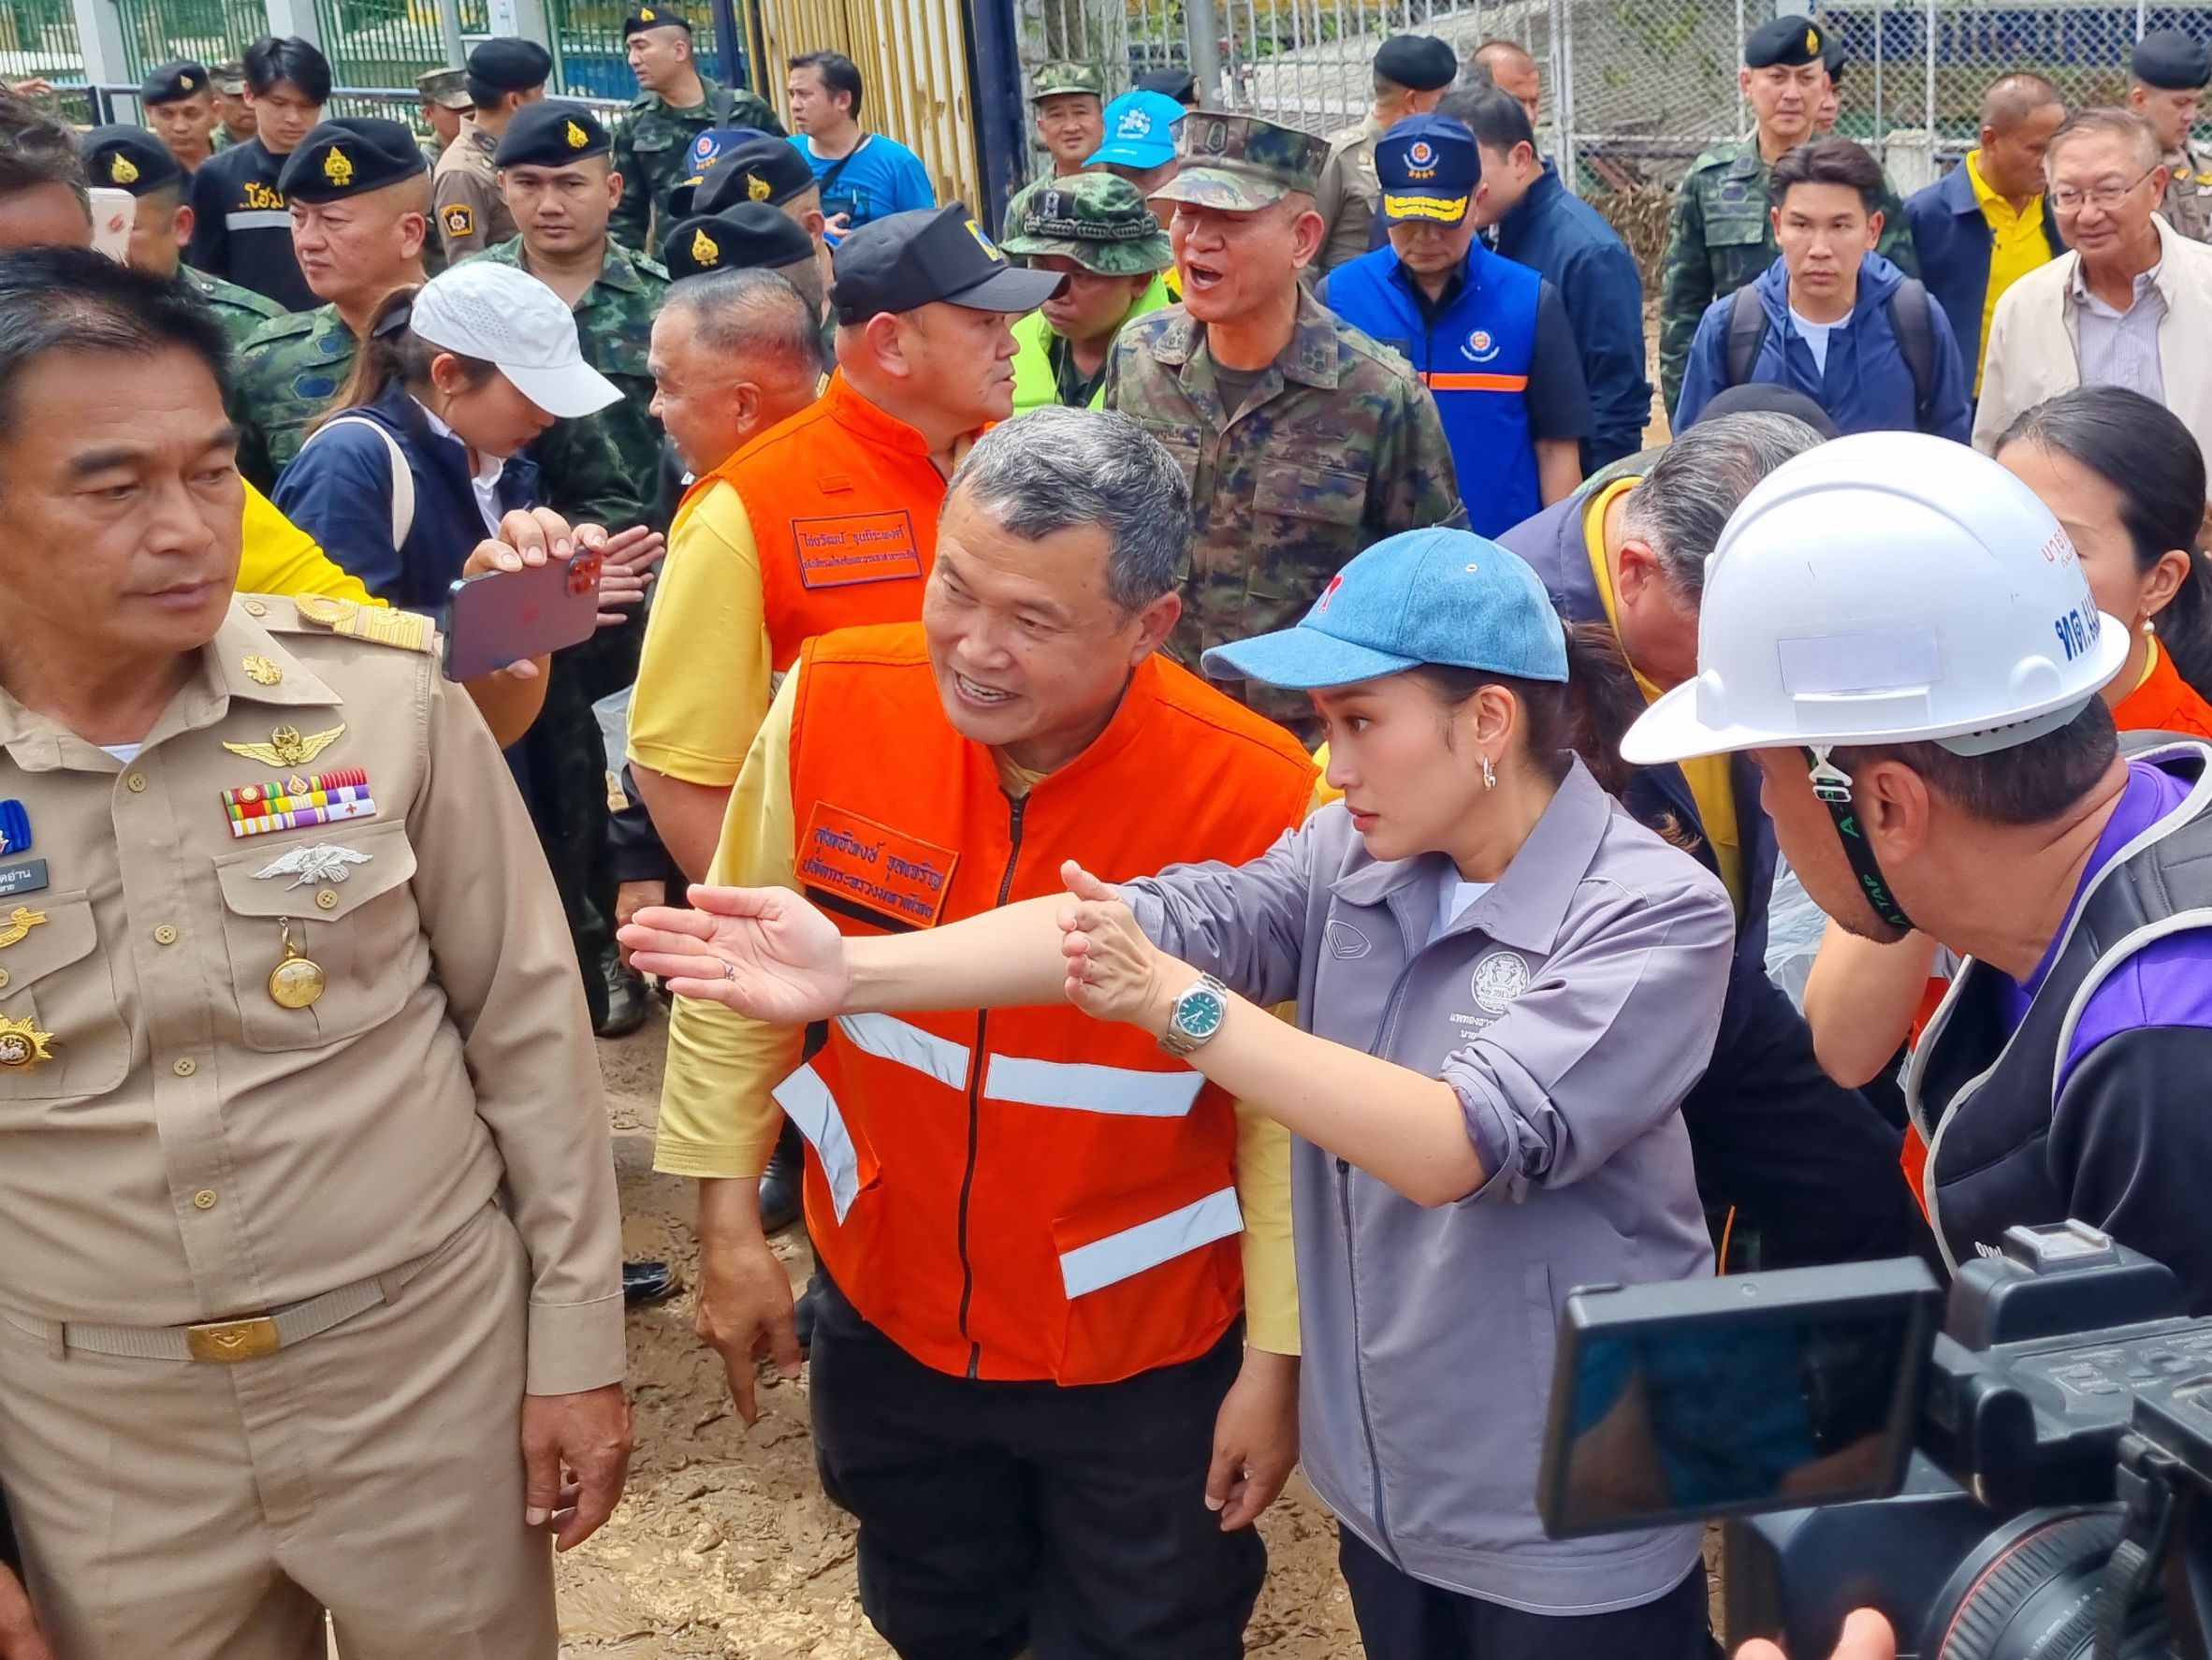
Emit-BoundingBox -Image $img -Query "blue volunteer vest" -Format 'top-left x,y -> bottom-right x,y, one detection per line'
1326,242 -> 1542,536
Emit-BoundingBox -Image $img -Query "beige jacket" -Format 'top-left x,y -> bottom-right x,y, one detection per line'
1972,214 -> 2212,455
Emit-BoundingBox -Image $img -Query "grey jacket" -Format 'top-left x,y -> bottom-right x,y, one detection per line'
1125,761 -> 1731,1611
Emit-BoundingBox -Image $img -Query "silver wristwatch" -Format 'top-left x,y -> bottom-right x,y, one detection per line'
1158,973 -> 1230,1057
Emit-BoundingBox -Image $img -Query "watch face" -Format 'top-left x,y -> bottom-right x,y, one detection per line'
1178,987 -> 1226,1039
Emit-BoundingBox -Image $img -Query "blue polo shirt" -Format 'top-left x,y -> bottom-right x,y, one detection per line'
788,131 -> 936,228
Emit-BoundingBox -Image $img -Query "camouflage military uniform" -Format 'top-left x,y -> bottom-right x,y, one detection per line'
433,123 -> 517,258
175,262 -> 288,350
1656,137 -> 1919,416
609,77 -> 785,255
2161,142 -> 2212,243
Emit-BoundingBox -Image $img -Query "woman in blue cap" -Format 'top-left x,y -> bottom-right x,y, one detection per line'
623,527 -> 1736,1657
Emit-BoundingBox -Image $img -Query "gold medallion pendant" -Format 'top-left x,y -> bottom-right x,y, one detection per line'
267,919 -> 327,1010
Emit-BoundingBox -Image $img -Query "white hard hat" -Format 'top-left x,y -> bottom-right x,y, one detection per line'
409,260 -> 619,420
1623,432 -> 2132,766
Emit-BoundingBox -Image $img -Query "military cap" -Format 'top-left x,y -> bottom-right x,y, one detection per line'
693,134 -> 815,215
1372,35 -> 1457,93
1744,14 -> 1826,69
279,118 -> 429,203
139,59 -> 210,106
467,36 -> 552,95
662,203 -> 815,280
999,171 -> 1171,275
211,59 -> 247,95
829,203 -> 1064,322
1032,62 -> 1105,101
80,124 -> 182,195
2133,28 -> 2212,91
1821,35 -> 1847,85
1375,112 -> 1477,224
496,99 -> 611,167
1152,109 -> 1328,211
1136,66 -> 1199,106
1088,89 -> 1183,168
623,3 -> 690,35
415,66 -> 472,109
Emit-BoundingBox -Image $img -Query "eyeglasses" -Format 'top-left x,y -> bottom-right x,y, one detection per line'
2049,166 -> 2159,212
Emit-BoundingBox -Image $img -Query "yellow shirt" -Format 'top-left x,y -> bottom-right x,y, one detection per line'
238,481 -> 381,604
1583,477 -> 1744,911
1965,150 -> 2054,397
626,478 -> 775,786
652,665 -> 1304,1355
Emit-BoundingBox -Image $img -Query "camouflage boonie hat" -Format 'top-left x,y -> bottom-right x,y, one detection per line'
212,58 -> 248,95
415,67 -> 471,109
1031,61 -> 1106,100
999,171 -> 1171,275
1152,110 -> 1327,210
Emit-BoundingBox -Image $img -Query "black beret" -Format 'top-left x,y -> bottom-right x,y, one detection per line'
1135,66 -> 1198,105
662,203 -> 816,280
495,99 -> 611,166
2133,28 -> 2211,91
623,3 -> 691,36
1373,34 -> 1457,92
467,36 -> 552,93
139,59 -> 210,105
1744,14 -> 1826,68
694,135 -> 815,214
1821,36 -> 1846,83
80,124 -> 182,195
279,118 -> 429,203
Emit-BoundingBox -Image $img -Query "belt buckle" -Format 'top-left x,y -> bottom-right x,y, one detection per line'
185,1315 -> 280,1362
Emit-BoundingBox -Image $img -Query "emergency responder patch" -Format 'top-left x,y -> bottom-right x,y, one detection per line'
442,202 -> 474,239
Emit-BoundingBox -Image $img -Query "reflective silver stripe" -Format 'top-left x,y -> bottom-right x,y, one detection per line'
835,1012 -> 968,1088
772,1063 -> 861,1221
1058,1187 -> 1243,1299
983,1054 -> 1205,1118
225,209 -> 293,230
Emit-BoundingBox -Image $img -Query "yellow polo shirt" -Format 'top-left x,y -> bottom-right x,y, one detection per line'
1965,149 -> 2053,395
1584,477 -> 1743,911
239,480 -> 379,604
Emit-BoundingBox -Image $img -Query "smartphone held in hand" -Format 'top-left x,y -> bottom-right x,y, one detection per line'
444,551 -> 603,681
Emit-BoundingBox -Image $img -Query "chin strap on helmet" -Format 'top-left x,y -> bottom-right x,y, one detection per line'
1803,746 -> 1915,935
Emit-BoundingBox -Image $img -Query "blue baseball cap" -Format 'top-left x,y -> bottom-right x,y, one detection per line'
1375,112 -> 1479,225
1087,90 -> 1185,168
1201,529 -> 1567,690
671,124 -> 771,214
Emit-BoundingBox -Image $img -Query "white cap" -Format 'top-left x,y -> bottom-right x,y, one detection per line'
409,260 -> 620,420
1623,431 -> 2132,765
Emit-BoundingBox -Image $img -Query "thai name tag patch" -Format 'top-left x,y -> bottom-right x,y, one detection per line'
791,510 -> 925,590
798,803 -> 958,930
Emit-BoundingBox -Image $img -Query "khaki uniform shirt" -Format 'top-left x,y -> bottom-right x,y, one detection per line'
1312,113 -> 1386,274
433,123 -> 515,259
0,596 -> 623,1394
2161,142 -> 2212,244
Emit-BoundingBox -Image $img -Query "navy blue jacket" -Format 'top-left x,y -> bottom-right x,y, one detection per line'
1676,252 -> 1973,443
1901,161 -> 2066,386
1492,162 -> 1652,472
271,381 -> 544,611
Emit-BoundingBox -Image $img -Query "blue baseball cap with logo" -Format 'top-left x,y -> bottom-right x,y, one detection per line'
1201,529 -> 1567,690
1087,89 -> 1186,168
1375,112 -> 1479,225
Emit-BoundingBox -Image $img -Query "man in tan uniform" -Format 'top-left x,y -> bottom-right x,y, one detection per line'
0,243 -> 630,1659
433,36 -> 550,258
1312,33 -> 1455,273
2129,28 -> 2212,243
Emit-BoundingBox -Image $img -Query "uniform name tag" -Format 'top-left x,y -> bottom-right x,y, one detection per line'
798,803 -> 958,930
0,860 -> 50,898
790,510 -> 924,590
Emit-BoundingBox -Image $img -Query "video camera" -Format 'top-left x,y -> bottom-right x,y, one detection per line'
1536,1221 -> 2212,1660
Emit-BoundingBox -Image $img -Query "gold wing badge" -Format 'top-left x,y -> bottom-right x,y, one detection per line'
223,723 -> 345,767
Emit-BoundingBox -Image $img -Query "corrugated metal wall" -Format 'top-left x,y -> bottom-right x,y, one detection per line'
753,0 -> 982,213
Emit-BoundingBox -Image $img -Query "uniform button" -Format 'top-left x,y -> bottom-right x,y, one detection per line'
192,1188 -> 218,1210
314,890 -> 338,911
172,1056 -> 196,1077
243,600 -> 267,618
0,968 -> 12,989
125,773 -> 148,794
153,924 -> 179,945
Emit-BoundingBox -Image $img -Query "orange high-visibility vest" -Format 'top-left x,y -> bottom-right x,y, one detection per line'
779,623 -> 1317,1384
702,372 -> 949,670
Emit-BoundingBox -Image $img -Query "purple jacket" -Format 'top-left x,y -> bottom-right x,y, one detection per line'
1124,760 -> 1730,1611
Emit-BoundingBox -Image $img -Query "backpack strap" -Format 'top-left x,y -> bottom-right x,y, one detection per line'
1723,283 -> 1768,387
1885,278 -> 1936,431
297,415 -> 416,549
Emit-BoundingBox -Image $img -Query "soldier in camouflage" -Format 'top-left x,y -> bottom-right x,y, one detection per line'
1105,109 -> 1464,734
610,2 -> 784,255
1005,60 -> 1107,228
211,60 -> 256,150
76,124 -> 288,350
2129,29 -> 2212,243
1657,14 -> 1917,418
415,66 -> 472,165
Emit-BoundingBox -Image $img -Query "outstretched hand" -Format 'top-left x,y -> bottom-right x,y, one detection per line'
1057,859 -> 1176,1029
618,884 -> 849,1023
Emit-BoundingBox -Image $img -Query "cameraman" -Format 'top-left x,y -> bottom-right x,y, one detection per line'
1624,432 -> 2212,1311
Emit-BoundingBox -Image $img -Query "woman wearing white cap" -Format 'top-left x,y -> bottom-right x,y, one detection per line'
621,528 -> 1738,1658
272,259 -> 621,608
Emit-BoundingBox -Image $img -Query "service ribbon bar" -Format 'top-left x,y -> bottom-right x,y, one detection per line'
221,768 -> 379,838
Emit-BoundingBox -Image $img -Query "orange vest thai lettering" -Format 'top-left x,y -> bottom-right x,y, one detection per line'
779,624 -> 1317,1384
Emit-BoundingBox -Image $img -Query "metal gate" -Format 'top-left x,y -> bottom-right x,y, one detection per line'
544,0 -> 723,100
0,0 -> 87,114
106,0 -> 271,80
